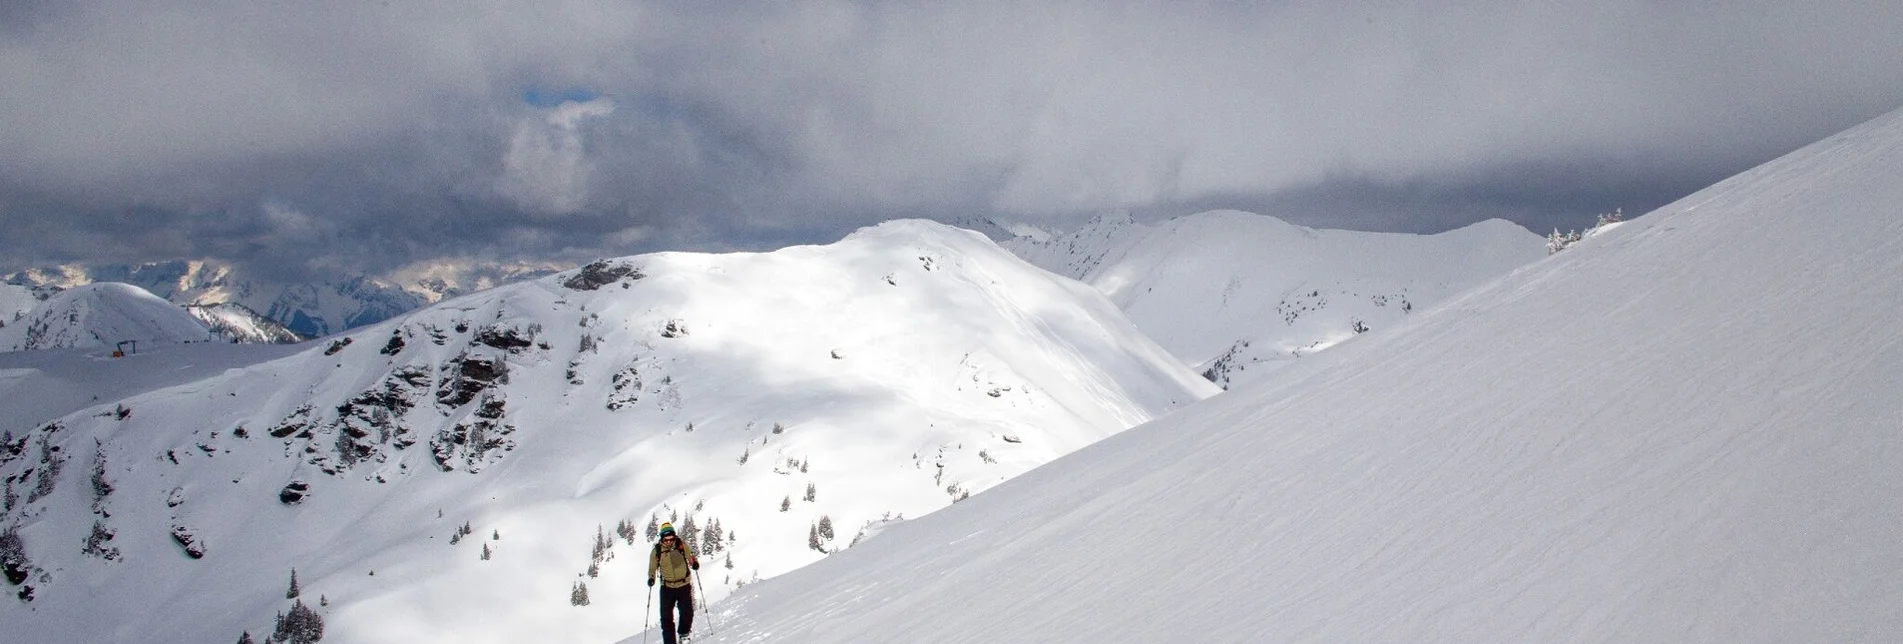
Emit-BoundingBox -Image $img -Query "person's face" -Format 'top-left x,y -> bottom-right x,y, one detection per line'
662,535 -> 677,546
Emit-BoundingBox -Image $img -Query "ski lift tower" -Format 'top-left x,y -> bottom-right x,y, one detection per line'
113,340 -> 138,358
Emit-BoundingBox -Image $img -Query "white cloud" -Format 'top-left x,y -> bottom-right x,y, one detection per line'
499,97 -> 616,216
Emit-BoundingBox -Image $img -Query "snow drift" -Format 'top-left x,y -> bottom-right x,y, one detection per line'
690,109 -> 1903,641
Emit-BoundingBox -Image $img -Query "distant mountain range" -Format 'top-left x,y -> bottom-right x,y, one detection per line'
3,259 -> 562,340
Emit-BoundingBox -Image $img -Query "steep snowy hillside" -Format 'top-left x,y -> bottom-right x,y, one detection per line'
5,260 -> 425,338
691,108 -> 1903,643
0,284 -> 33,329
0,283 -> 212,352
0,220 -> 1215,643
187,303 -> 306,344
1005,210 -> 1543,388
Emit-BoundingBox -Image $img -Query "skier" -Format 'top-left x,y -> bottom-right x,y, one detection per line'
648,522 -> 699,644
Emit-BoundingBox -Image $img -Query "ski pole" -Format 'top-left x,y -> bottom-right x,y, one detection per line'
695,573 -> 714,636
642,578 -> 654,644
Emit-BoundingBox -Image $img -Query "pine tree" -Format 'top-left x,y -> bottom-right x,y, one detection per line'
780,496 -> 791,512
817,515 -> 835,540
89,439 -> 113,503
645,515 -> 660,541
808,523 -> 822,552
570,580 -> 591,606
481,543 -> 492,561
287,568 -> 301,599
237,631 -> 254,644
274,599 -> 323,644
803,482 -> 816,502
681,515 -> 700,554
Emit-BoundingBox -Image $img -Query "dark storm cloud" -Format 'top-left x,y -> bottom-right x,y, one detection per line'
3,1 -> 1902,279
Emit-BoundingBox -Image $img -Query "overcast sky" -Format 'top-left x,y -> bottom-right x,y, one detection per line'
4,1 -> 1901,280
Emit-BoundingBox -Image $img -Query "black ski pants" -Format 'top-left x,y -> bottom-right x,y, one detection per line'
659,583 -> 695,644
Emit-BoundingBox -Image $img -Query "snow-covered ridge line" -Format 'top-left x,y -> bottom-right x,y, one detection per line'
1003,209 -> 1544,389
0,219 -> 1215,643
692,105 -> 1903,643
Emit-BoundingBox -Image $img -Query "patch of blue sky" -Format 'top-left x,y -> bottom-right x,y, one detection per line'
521,87 -> 601,108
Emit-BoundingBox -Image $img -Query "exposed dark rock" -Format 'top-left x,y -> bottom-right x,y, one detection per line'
380,331 -> 407,356
437,353 -> 507,408
170,525 -> 206,559
563,260 -> 644,291
474,324 -> 537,353
279,480 -> 310,504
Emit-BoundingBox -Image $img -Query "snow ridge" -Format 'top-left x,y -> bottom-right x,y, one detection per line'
695,106 -> 1903,644
0,219 -> 1214,643
1004,210 -> 1544,388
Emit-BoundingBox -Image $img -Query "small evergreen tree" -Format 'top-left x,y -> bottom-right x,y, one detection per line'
681,515 -> 700,554
645,515 -> 660,541
237,631 -> 254,644
273,599 -> 323,644
287,568 -> 301,599
817,515 -> 835,541
481,543 -> 491,561
780,496 -> 791,512
90,439 -> 113,503
570,580 -> 590,606
803,482 -> 816,502
1,526 -> 31,585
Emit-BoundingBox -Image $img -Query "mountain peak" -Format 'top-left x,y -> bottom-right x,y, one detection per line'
0,282 -> 212,352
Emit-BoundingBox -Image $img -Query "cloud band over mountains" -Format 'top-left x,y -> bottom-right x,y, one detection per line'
3,1 -> 1901,278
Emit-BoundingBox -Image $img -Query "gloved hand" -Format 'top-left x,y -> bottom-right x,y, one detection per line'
647,577 -> 656,587
691,561 -> 700,571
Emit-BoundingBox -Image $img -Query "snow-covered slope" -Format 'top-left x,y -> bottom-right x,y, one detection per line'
1005,211 -> 1544,388
187,302 -> 306,344
0,220 -> 1215,643
0,343 -> 307,436
686,107 -> 1903,643
0,283 -> 213,352
0,284 -> 34,329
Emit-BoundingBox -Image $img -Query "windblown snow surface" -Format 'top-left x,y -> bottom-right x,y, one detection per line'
0,221 -> 1214,643
672,109 -> 1903,642
0,283 -> 212,352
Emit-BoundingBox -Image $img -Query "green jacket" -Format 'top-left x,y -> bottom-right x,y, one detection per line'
649,541 -> 696,589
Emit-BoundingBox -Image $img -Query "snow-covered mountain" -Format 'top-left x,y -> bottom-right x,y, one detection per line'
380,259 -> 566,305
1004,211 -> 1544,388
686,107 -> 1903,643
0,284 -> 33,329
186,302 -> 306,344
0,283 -> 214,352
4,260 -> 427,339
0,220 -> 1215,643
